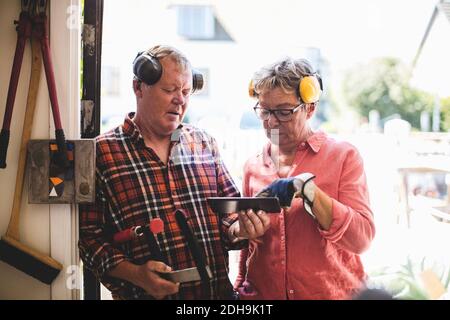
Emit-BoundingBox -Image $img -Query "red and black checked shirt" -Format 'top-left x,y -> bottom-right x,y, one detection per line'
79,113 -> 243,300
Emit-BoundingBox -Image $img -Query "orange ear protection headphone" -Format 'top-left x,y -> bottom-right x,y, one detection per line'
133,51 -> 204,93
249,74 -> 323,104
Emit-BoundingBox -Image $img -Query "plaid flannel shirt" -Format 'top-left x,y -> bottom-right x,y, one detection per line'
79,113 -> 243,300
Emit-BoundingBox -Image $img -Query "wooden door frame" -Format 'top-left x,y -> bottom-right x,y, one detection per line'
81,0 -> 103,300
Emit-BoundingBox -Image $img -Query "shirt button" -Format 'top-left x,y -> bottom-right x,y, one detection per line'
280,236 -> 285,240
301,142 -> 305,147
289,290 -> 294,294
281,261 -> 285,265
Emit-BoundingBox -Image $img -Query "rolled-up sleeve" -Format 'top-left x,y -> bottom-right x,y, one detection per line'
319,147 -> 375,254
78,170 -> 129,279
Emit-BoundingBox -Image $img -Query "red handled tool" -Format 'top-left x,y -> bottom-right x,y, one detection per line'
112,216 -> 211,285
0,0 -> 68,169
113,218 -> 167,263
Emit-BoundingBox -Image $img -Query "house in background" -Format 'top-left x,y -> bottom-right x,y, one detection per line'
100,0 -> 330,133
100,0 -> 331,191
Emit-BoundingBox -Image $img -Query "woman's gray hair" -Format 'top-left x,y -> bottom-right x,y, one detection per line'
252,57 -> 317,97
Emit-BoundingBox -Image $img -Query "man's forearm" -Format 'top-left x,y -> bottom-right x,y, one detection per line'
108,260 -> 141,286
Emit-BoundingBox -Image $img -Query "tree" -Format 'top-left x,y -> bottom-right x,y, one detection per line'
342,57 -> 434,129
440,96 -> 450,132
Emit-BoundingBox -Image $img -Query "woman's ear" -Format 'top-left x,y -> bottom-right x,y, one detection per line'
133,79 -> 143,98
306,103 -> 316,119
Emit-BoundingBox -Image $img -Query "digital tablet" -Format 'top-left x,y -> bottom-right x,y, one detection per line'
161,266 -> 212,283
207,197 -> 281,213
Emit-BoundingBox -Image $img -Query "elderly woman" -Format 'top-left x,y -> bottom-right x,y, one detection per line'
234,57 -> 375,300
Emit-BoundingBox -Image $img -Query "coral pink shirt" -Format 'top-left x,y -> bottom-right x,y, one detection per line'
235,131 -> 375,300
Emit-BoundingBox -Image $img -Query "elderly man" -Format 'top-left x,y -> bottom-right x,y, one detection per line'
79,45 -> 270,300
234,57 -> 375,300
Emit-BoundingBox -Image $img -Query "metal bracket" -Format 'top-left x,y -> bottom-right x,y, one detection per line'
82,24 -> 95,56
81,100 -> 95,133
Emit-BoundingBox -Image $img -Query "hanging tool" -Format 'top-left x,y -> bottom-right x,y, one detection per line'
0,22 -> 63,284
0,0 -> 69,169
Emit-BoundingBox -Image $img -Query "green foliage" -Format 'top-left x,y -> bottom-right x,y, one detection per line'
367,256 -> 450,300
343,57 -> 435,129
440,96 -> 450,131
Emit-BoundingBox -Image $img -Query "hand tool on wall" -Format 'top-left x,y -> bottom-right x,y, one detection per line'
0,0 -> 68,169
0,33 -> 63,284
0,0 -> 32,168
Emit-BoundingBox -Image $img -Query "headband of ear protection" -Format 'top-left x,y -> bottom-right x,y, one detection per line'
133,51 -> 204,94
248,73 -> 323,103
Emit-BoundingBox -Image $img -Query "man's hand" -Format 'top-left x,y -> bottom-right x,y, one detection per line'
133,260 -> 180,300
229,209 -> 270,241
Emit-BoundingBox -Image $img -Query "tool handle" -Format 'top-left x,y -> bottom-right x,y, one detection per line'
113,226 -> 140,244
0,13 -> 31,169
55,129 -> 69,168
37,13 -> 68,167
174,210 -> 211,297
0,129 -> 10,168
38,14 -> 63,130
142,227 -> 167,264
2,12 -> 30,130
6,39 -> 42,240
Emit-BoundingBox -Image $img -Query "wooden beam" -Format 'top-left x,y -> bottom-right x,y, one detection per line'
81,0 -> 103,300
81,0 -> 103,138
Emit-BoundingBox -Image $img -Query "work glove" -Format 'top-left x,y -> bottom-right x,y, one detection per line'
256,173 -> 316,217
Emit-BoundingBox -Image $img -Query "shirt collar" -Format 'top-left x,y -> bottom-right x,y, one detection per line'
122,112 -> 184,145
122,112 -> 142,144
307,130 -> 327,153
262,130 -> 327,167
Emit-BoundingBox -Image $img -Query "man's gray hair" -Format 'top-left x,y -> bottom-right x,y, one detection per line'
147,45 -> 191,69
133,45 -> 191,82
252,57 -> 317,96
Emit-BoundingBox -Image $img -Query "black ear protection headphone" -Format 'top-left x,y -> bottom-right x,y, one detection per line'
133,51 -> 204,94
249,74 -> 323,104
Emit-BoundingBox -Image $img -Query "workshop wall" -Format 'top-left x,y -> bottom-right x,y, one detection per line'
0,0 -> 70,299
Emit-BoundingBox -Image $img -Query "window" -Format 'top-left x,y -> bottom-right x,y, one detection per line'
174,5 -> 233,41
176,5 -> 215,40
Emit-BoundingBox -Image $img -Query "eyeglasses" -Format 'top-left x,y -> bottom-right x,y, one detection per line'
253,102 -> 304,122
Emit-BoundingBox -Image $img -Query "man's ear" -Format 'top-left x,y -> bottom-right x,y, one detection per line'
306,103 -> 316,119
133,79 -> 143,98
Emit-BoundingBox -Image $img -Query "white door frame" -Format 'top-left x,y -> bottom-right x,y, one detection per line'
49,0 -> 81,300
